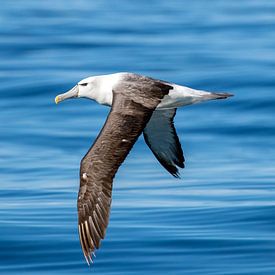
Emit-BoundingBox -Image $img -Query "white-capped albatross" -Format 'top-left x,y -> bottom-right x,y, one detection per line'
55,72 -> 233,264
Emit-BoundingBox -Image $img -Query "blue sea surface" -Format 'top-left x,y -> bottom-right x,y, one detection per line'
0,1 -> 275,274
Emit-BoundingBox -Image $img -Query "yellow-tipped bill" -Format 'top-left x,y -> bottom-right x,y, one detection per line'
55,96 -> 61,104
54,85 -> 79,105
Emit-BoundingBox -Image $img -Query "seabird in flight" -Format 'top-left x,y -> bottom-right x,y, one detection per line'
55,72 -> 233,264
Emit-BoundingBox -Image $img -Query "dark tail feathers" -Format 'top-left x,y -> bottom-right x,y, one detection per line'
211,92 -> 234,100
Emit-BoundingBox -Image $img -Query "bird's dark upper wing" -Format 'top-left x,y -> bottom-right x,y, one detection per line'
77,75 -> 173,264
143,109 -> 184,177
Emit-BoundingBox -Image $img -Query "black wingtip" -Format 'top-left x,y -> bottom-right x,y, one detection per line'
166,165 -> 183,178
172,172 -> 181,179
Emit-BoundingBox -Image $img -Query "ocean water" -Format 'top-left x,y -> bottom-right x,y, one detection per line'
0,1 -> 275,274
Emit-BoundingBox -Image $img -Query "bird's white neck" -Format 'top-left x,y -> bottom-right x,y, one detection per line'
92,73 -> 123,106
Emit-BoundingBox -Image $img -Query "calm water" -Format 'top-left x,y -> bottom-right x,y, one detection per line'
0,1 -> 275,274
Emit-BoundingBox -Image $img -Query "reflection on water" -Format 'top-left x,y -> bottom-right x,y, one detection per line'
0,0 -> 275,274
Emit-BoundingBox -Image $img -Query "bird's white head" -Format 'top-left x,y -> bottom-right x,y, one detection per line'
77,76 -> 99,99
55,76 -> 100,104
55,73 -> 124,106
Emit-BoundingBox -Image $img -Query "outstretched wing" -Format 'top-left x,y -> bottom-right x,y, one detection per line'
77,74 -> 173,264
143,109 -> 184,177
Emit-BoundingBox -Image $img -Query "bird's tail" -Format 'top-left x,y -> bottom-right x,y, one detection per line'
209,92 -> 234,100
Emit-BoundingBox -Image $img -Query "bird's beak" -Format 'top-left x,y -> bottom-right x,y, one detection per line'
55,85 -> 79,104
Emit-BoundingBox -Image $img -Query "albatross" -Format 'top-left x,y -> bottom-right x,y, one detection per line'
55,72 -> 233,264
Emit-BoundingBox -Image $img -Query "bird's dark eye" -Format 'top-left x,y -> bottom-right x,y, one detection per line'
80,83 -> 88,86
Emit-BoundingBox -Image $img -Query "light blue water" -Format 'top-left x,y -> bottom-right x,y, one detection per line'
0,1 -> 275,274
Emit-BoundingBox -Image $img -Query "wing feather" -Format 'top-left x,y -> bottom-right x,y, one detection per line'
143,109 -> 185,177
77,75 -> 172,264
